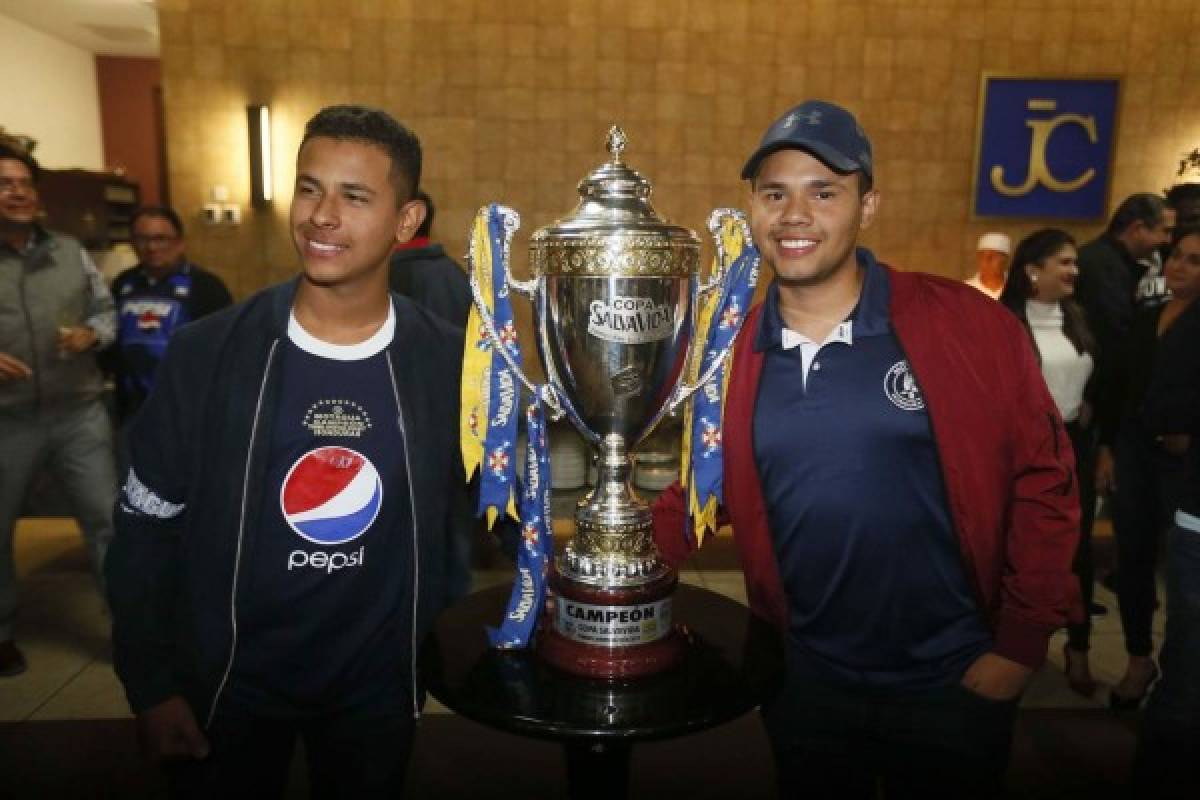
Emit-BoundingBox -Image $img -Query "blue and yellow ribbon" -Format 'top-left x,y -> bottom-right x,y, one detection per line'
682,216 -> 759,540
461,204 -> 554,649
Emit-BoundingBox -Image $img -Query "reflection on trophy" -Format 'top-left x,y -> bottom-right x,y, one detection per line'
465,126 -> 755,679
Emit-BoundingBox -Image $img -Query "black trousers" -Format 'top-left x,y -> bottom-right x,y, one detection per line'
166,706 -> 415,800
763,677 -> 1018,800
1112,425 -> 1188,657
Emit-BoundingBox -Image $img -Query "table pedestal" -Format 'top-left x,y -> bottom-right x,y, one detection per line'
422,584 -> 783,799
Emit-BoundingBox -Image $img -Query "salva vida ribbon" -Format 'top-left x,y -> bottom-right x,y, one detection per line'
681,214 -> 760,542
461,204 -> 555,648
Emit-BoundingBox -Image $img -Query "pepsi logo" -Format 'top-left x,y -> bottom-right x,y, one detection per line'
280,446 -> 382,545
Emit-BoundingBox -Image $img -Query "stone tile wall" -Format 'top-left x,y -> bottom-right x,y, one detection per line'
158,0 -> 1200,301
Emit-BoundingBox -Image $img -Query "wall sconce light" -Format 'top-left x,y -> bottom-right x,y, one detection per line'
247,104 -> 273,207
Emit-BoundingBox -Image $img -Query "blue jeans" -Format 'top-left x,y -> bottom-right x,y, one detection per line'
0,401 -> 117,640
1135,523 -> 1200,796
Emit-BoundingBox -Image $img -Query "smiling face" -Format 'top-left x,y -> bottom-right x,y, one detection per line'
289,136 -> 423,291
1164,232 -> 1200,300
748,148 -> 879,289
1027,242 -> 1079,303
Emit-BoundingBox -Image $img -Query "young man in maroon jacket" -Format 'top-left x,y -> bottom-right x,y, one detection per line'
653,100 -> 1080,799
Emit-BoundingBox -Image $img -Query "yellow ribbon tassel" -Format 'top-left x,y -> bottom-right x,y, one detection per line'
460,209 -> 495,487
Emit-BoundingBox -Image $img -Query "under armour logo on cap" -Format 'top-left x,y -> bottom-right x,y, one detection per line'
741,99 -> 873,182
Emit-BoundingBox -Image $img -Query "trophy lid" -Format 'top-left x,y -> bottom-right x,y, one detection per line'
530,126 -> 699,277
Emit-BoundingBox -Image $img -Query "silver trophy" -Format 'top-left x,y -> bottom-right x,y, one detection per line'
470,127 -> 753,678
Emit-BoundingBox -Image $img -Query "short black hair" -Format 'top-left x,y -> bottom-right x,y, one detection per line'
1165,182 -> 1200,210
1106,193 -> 1165,237
415,190 -> 434,238
300,105 -> 421,204
1169,223 -> 1200,252
131,206 -> 185,237
0,142 -> 40,183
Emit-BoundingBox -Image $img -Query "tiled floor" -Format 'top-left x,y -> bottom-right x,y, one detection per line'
0,515 -> 1164,722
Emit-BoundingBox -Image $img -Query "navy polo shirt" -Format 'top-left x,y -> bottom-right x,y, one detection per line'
753,249 -> 991,689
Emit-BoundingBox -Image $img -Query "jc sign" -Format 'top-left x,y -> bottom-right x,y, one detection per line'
973,76 -> 1120,220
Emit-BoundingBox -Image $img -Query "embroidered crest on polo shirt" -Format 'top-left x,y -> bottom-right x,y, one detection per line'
303,399 -> 373,438
884,360 -> 925,411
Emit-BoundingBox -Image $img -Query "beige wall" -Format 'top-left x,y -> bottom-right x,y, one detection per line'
158,0 -> 1200,300
0,13 -> 104,170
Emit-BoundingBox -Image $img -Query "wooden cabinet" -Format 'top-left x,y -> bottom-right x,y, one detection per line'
37,169 -> 140,249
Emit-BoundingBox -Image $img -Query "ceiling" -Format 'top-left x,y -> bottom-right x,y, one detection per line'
0,0 -> 159,57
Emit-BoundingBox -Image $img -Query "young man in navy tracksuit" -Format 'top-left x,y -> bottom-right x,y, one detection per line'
107,106 -> 474,798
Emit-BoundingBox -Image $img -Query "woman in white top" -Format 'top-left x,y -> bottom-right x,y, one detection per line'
1000,228 -> 1098,696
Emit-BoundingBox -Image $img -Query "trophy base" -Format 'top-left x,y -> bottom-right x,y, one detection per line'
539,622 -> 688,680
538,566 -> 688,680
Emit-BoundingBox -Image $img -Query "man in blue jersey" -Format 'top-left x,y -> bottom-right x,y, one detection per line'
110,206 -> 232,422
107,106 -> 476,798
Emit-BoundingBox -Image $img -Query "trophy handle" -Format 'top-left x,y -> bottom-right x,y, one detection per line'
655,208 -> 757,420
466,205 -> 567,422
696,207 -> 747,296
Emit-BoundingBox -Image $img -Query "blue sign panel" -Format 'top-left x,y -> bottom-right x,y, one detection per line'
973,76 -> 1120,219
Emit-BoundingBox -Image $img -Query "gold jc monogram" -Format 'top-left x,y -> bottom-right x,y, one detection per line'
990,99 -> 1097,197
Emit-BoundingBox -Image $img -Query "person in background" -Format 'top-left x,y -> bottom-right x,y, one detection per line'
964,232 -> 1011,299
110,207 -> 232,423
653,100 -> 1079,799
1132,225 -> 1200,797
0,142 -> 118,677
106,106 -> 480,798
1076,193 -> 1171,371
387,189 -> 471,328
999,229 -> 1098,697
1135,193 -> 1181,310
387,190 -> 479,596
1165,183 -> 1200,228
1077,194 -> 1172,597
1095,226 -> 1198,712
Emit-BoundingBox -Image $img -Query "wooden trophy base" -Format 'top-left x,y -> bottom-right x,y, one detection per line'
538,568 -> 689,680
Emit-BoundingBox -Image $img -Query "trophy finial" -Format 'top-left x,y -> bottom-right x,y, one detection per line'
606,125 -> 627,163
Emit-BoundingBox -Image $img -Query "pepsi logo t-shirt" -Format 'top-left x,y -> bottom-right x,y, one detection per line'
231,305 -> 413,715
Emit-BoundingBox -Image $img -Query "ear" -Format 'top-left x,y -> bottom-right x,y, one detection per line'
393,197 -> 426,245
1024,262 -> 1042,293
859,188 -> 881,231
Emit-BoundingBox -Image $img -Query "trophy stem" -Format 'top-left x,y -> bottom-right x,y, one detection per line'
559,434 -> 667,587
541,433 -> 686,679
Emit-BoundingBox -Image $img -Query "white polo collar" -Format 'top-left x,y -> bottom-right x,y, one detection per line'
781,319 -> 854,351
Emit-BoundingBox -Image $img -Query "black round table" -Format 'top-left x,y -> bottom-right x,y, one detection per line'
421,583 -> 784,799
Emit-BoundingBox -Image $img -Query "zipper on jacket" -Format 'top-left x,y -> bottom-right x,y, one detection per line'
206,337 -> 280,729
1047,412 -> 1074,497
385,350 -> 422,722
16,267 -> 43,409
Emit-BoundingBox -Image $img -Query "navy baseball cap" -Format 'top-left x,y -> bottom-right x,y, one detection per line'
741,100 -> 873,182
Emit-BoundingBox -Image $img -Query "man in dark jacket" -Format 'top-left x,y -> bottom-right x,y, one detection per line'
388,189 -> 471,328
106,106 -> 473,798
1075,193 -> 1171,363
653,100 -> 1079,799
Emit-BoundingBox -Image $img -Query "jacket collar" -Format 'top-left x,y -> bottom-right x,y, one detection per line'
264,276 -> 434,351
753,246 -> 891,352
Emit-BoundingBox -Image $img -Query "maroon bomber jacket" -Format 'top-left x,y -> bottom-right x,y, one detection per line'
653,264 -> 1083,671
